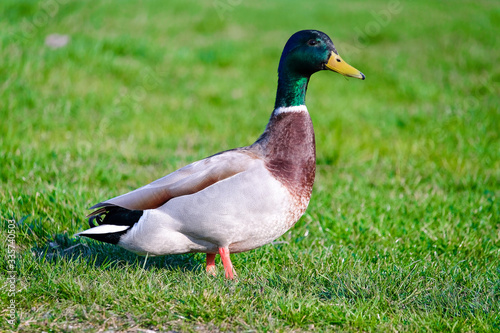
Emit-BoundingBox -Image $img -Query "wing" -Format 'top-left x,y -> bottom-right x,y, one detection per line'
89,149 -> 260,214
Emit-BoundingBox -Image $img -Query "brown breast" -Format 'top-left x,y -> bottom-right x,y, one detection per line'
252,111 -> 316,205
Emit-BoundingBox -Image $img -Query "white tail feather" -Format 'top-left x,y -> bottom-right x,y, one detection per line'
75,224 -> 130,237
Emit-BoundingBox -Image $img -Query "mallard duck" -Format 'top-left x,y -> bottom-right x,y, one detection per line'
76,30 -> 364,279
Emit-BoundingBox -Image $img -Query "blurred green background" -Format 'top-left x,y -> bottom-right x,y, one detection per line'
0,0 -> 499,331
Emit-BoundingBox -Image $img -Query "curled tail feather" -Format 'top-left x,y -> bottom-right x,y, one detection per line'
76,206 -> 143,245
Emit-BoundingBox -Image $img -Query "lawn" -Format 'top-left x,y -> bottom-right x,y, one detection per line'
1,0 -> 499,331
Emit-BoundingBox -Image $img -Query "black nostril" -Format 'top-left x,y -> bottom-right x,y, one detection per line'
336,59 -> 341,62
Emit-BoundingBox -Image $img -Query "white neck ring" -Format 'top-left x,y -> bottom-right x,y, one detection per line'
273,105 -> 308,115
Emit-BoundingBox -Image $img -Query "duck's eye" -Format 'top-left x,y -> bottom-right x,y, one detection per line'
307,39 -> 318,46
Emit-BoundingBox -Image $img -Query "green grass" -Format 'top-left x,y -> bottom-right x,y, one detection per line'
1,0 -> 499,331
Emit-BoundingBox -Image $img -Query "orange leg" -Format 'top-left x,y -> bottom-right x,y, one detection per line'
206,253 -> 216,276
218,246 -> 236,279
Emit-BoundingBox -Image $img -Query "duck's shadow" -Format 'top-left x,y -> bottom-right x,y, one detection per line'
34,232 -> 203,273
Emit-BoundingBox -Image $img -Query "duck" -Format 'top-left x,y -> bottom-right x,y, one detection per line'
76,30 -> 364,279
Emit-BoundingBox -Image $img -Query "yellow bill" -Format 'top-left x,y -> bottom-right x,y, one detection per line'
325,51 -> 365,80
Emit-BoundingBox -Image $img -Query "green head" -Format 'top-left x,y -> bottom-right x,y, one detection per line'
275,30 -> 364,109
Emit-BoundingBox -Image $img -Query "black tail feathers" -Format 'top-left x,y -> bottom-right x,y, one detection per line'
80,206 -> 144,245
